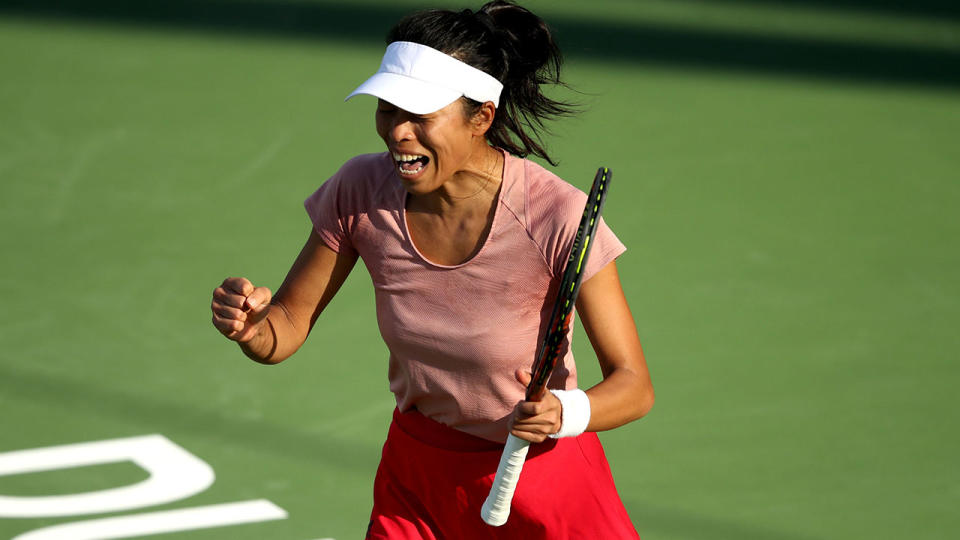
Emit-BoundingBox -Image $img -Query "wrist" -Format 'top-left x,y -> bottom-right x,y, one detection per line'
548,388 -> 591,438
239,319 -> 278,363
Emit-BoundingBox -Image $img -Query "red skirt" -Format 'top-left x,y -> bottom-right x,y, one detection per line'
367,408 -> 640,539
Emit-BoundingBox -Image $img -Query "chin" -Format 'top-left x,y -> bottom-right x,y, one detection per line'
395,167 -> 436,193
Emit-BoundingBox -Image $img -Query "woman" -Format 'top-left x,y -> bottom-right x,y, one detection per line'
211,2 -> 653,538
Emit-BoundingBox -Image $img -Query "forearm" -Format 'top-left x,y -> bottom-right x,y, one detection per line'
584,366 -> 654,432
238,301 -> 307,364
235,232 -> 357,365
574,262 -> 654,432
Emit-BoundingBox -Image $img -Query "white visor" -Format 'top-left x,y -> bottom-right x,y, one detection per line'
345,41 -> 503,114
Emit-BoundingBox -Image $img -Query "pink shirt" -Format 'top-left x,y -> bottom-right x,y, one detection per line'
305,151 -> 625,441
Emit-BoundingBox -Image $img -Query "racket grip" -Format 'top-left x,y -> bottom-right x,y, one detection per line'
481,434 -> 530,526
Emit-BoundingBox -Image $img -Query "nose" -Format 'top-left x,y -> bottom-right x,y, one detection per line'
386,117 -> 415,143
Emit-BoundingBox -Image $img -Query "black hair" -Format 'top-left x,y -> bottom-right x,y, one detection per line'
386,1 -> 577,166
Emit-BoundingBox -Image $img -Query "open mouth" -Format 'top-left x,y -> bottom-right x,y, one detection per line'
392,152 -> 430,176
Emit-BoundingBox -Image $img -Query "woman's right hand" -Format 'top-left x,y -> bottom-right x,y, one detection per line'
211,277 -> 273,343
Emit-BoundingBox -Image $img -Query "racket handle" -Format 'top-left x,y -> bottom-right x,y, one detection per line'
481,434 -> 530,526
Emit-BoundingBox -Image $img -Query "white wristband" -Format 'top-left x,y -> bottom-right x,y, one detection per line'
548,388 -> 591,438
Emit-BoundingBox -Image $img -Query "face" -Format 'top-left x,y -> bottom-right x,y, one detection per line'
375,98 -> 491,195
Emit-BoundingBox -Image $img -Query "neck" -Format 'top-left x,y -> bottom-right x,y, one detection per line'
415,145 -> 504,215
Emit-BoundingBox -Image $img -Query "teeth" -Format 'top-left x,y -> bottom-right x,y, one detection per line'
398,163 -> 425,175
392,152 -> 424,162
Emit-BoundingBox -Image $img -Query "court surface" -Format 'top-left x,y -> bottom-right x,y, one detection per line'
1,1 -> 958,538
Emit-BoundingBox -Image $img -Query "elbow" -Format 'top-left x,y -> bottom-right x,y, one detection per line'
627,375 -> 654,422
636,387 -> 654,419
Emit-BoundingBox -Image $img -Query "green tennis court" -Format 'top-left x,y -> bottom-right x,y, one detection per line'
1,1 -> 958,538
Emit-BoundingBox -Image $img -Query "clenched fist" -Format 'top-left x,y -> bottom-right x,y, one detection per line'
211,277 -> 272,343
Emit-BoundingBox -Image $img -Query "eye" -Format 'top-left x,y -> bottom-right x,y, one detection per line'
376,100 -> 397,114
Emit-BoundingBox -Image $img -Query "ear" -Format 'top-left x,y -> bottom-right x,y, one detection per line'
470,101 -> 497,136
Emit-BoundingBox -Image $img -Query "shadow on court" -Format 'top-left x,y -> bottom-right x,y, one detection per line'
0,0 -> 957,89
716,0 -> 960,20
0,364 -> 382,474
0,363 -> 826,540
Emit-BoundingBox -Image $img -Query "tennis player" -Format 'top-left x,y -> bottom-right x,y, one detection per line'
211,1 -> 654,537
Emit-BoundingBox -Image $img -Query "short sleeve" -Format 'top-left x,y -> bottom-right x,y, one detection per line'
530,182 -> 626,282
521,159 -> 628,283
304,162 -> 358,256
581,217 -> 626,283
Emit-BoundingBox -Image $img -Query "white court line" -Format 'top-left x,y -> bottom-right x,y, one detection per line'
0,434 -> 214,518
12,500 -> 287,540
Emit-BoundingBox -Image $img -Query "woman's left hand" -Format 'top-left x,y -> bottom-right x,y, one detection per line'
508,369 -> 563,443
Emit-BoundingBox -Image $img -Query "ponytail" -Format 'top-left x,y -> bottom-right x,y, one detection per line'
385,1 -> 577,166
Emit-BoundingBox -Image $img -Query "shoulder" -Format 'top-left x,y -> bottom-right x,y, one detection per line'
305,152 -> 398,223
500,154 -> 592,275
309,152 -> 395,205
339,152 -> 393,172
516,156 -> 588,232
328,152 -> 395,192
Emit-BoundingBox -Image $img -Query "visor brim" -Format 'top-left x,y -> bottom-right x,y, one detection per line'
345,72 -> 462,115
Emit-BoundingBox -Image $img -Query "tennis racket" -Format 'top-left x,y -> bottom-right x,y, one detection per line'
481,166 -> 612,526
